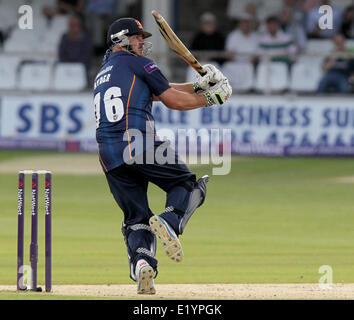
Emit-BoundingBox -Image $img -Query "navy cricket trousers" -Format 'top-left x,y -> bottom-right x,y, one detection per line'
105,157 -> 197,228
104,149 -> 197,277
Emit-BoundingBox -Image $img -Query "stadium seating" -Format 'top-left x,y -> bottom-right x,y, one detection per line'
256,62 -> 289,93
221,62 -> 254,92
0,56 -> 21,90
0,59 -> 88,92
50,16 -> 69,35
3,28 -> 39,53
0,0 -> 21,33
1,0 -> 352,95
4,14 -> 68,55
290,58 -> 323,92
306,39 -> 334,55
18,63 -> 52,91
53,63 -> 87,91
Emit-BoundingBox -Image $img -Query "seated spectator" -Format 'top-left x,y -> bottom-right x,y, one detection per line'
245,3 -> 260,32
85,0 -> 118,55
259,16 -> 297,66
43,0 -> 85,19
280,0 -> 307,51
317,34 -> 354,94
341,6 -> 354,39
306,0 -> 342,38
190,12 -> 226,65
58,15 -> 92,75
225,13 -> 259,65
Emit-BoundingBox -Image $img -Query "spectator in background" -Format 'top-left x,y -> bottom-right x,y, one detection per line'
317,34 -> 354,94
306,0 -> 342,38
85,0 -> 118,55
279,2 -> 307,52
245,3 -> 260,32
190,12 -> 226,65
43,0 -> 85,19
58,15 -> 92,76
225,13 -> 259,65
341,6 -> 354,39
259,16 -> 297,66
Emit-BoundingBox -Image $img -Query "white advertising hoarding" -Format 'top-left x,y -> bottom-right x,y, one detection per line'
0,95 -> 95,139
0,94 -> 354,155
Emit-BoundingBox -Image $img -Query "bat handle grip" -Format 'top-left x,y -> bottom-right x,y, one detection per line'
199,71 -> 216,87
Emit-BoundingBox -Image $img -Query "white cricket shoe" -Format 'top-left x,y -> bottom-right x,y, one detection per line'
149,215 -> 184,262
136,259 -> 156,294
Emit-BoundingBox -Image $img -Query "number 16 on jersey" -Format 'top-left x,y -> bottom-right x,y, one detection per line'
94,86 -> 125,128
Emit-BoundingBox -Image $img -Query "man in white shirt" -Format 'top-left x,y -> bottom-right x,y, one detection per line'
225,13 -> 259,64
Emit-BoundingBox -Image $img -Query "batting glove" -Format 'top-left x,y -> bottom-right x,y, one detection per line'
203,78 -> 232,107
192,64 -> 224,92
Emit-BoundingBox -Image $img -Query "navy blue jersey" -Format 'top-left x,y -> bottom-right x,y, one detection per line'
94,51 -> 170,171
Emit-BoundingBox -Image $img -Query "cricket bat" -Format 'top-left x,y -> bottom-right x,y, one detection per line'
152,10 -> 207,76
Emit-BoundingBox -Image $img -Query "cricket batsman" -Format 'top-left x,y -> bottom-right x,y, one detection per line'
94,17 -> 232,294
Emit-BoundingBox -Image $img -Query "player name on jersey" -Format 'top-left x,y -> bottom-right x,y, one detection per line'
94,65 -> 114,90
94,73 -> 112,90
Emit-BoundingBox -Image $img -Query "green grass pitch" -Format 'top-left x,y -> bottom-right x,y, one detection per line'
1,150 -> 353,295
